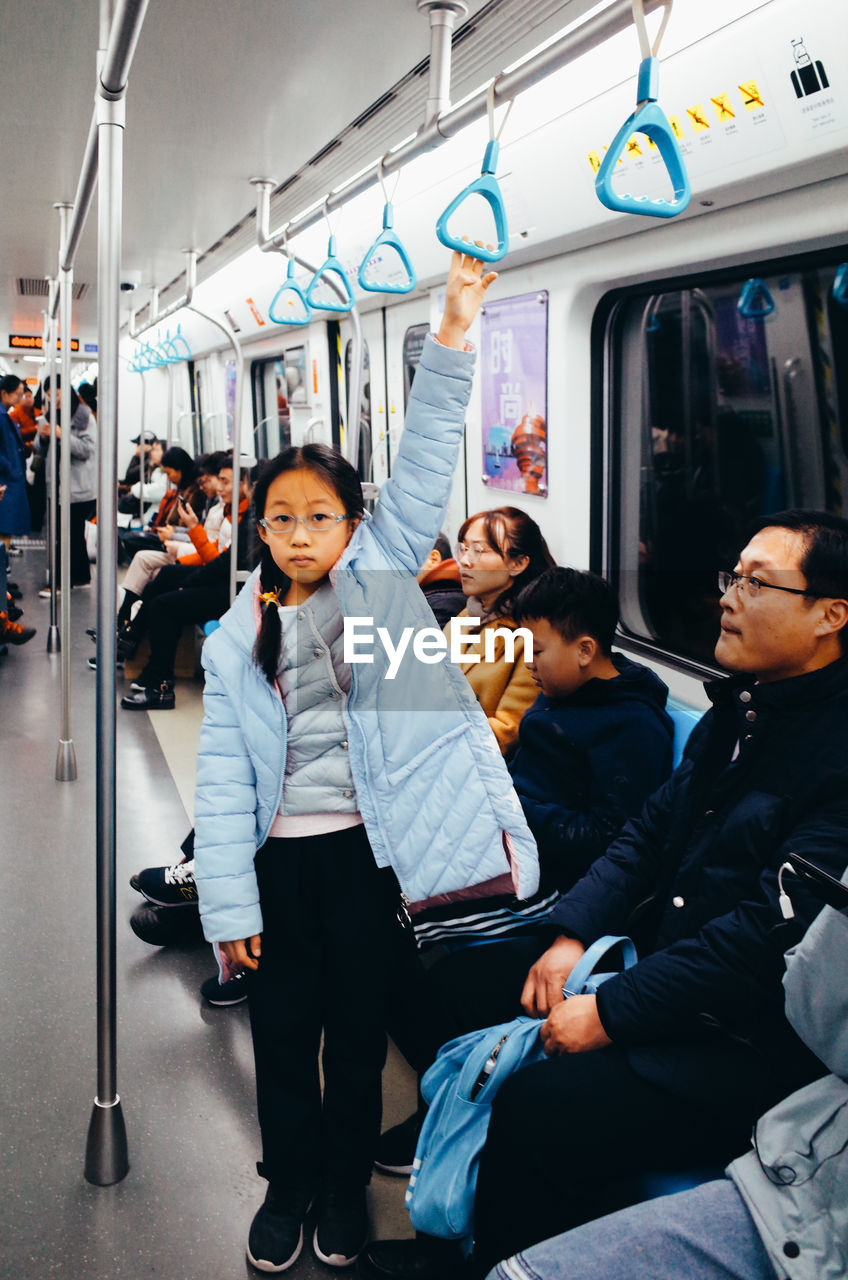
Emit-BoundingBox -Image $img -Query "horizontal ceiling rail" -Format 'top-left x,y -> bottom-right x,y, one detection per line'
274,0 -> 666,246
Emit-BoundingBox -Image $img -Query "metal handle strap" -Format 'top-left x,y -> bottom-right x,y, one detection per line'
632,0 -> 673,61
487,79 -> 515,143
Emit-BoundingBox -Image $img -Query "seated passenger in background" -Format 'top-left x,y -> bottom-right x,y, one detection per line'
509,566 -> 673,894
361,508 -> 848,1280
417,531 -> 466,628
487,866 -> 848,1280
119,465 -> 253,710
117,445 -> 202,561
451,507 -> 554,755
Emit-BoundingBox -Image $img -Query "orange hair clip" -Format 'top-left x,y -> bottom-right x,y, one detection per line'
259,587 -> 281,606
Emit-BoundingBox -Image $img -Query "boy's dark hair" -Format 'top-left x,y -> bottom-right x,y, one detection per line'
252,443 -> 364,684
197,449 -> 229,477
746,509 -> 848,601
432,531 -> 451,562
514,567 -> 620,656
0,374 -> 23,397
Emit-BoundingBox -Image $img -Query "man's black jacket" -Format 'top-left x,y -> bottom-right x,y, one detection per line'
550,656 -> 848,1100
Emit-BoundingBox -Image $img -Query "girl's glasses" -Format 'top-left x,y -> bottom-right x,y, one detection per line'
455,540 -> 503,562
260,513 -> 349,536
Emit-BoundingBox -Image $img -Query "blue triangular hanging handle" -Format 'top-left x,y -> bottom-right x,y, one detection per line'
358,202 -> 417,294
269,257 -> 313,326
738,278 -> 775,319
435,139 -> 509,263
171,324 -> 192,360
306,235 -> 355,313
834,264 -> 848,306
595,58 -> 691,219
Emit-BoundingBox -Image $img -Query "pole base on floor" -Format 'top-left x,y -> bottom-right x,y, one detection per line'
84,1095 -> 129,1186
46,625 -> 60,654
55,738 -> 77,781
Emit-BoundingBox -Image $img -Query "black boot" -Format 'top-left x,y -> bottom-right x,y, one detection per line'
121,679 -> 175,710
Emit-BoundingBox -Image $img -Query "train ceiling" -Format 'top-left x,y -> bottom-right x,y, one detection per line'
0,0 -> 596,342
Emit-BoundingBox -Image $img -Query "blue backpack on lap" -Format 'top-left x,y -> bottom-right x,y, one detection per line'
405,935 -> 636,1252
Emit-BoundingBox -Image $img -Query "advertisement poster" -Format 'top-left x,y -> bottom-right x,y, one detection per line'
481,291 -> 548,496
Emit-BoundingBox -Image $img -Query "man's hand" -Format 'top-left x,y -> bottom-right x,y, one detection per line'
436,248 -> 498,349
539,995 -> 612,1056
221,935 -> 262,972
521,935 -> 587,1017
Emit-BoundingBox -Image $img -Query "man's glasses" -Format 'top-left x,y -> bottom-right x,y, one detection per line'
718,570 -> 816,600
259,513 -> 349,536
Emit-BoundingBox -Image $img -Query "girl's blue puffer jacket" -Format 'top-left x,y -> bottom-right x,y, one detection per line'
194,336 -> 539,944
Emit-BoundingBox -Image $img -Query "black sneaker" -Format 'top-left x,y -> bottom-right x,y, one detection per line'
134,858 -> 198,906
373,1112 -> 422,1177
200,971 -> 248,1006
247,1186 -> 312,1273
313,1186 -> 368,1268
129,901 -> 203,947
88,655 -> 124,670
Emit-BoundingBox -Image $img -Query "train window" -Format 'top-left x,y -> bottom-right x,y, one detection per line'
251,356 -> 293,460
345,338 -> 372,482
606,257 -> 848,670
403,323 -> 428,412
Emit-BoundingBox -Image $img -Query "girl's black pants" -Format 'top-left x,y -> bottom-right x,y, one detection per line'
248,826 -> 413,1196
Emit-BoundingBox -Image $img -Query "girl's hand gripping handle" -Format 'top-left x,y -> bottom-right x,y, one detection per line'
437,247 -> 498,350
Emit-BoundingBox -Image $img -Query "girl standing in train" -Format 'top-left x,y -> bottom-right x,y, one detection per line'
33,374 -> 97,592
193,250 -> 539,1274
450,507 -> 553,755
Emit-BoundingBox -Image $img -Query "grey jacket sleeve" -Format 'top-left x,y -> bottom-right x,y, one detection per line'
782,878 -> 848,1080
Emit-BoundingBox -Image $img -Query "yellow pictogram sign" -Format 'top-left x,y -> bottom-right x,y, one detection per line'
739,79 -> 764,110
668,115 -> 684,140
687,104 -> 710,132
587,151 -> 601,174
711,93 -> 735,122
626,136 -> 643,158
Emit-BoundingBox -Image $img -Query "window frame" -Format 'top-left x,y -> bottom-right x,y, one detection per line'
591,242 -> 848,682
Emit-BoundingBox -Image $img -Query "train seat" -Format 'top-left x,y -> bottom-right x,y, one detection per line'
667,697 -> 702,769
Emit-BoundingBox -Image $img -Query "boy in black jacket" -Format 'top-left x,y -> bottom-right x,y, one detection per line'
509,567 -> 674,894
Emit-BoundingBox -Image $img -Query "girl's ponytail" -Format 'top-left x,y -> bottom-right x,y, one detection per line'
254,543 -> 289,684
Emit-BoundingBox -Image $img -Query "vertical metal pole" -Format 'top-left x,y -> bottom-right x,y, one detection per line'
417,1 -> 468,126
44,297 -> 60,653
184,305 -> 244,604
84,71 -> 129,1187
137,373 -> 145,518
55,203 -> 78,782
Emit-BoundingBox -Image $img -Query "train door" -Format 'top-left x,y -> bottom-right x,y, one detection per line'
340,309 -> 387,495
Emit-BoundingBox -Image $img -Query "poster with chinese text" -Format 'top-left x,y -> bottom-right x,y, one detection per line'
480,291 -> 548,496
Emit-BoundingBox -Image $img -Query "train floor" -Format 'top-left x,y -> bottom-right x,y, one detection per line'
0,543 -> 416,1279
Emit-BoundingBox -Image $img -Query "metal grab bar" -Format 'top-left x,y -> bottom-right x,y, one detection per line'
262,0 -> 668,248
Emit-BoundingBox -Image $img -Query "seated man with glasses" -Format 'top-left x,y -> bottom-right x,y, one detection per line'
361,508 -> 848,1280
